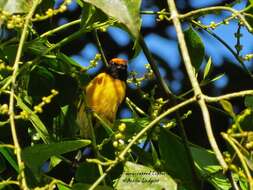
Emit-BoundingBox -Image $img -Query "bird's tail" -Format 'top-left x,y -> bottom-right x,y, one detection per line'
76,96 -> 93,139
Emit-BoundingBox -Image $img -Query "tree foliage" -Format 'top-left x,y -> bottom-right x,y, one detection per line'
1,0 -> 253,190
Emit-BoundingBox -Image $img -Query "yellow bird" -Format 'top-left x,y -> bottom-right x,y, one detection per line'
77,58 -> 127,138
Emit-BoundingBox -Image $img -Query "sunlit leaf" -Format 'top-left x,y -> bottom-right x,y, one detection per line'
191,146 -> 232,190
57,183 -> 71,190
203,57 -> 213,79
210,73 -> 224,82
220,100 -> 235,118
115,161 -> 177,190
0,0 -> 34,13
82,0 -> 141,38
249,0 -> 253,7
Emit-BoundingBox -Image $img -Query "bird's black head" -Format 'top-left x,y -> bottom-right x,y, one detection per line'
106,58 -> 128,81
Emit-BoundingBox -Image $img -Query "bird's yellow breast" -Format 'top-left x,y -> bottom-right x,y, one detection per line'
85,72 -> 126,122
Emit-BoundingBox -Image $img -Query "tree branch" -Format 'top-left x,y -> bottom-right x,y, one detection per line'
8,0 -> 40,189
167,0 -> 228,170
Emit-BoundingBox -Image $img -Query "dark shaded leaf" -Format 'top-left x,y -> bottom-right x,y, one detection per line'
0,154 -> 6,173
236,108 -> 253,131
35,0 -> 54,14
80,2 -> 108,28
22,140 -> 91,176
158,128 -> 195,189
24,38 -> 49,56
245,96 -> 253,109
28,66 -> 55,102
159,130 -> 232,190
75,162 -> 100,183
184,27 -> 205,71
17,97 -> 51,143
0,146 -> 18,173
72,183 -> 112,190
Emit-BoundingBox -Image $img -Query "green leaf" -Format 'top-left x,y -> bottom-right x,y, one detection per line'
80,3 -> 108,28
220,100 -> 235,118
159,130 -> 232,190
244,96 -> 253,109
72,183 -> 113,190
184,27 -> 205,71
0,154 -> 6,173
158,128 -> 195,189
17,97 -> 51,143
203,57 -> 213,79
22,140 -> 91,177
0,146 -> 18,172
0,0 -> 34,13
119,117 -> 150,139
191,146 -> 231,190
75,162 -> 100,183
28,66 -> 55,102
49,156 -> 62,171
236,108 -> 253,131
35,0 -> 54,15
249,0 -> 253,7
151,142 -> 160,167
24,38 -> 49,56
1,43 -> 18,64
82,0 -> 141,38
57,183 -> 71,190
131,145 -> 153,166
115,161 -> 177,190
245,2 -> 253,28
57,53 -> 83,69
210,73 -> 224,82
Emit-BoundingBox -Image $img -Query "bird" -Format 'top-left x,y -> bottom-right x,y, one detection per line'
76,58 -> 128,138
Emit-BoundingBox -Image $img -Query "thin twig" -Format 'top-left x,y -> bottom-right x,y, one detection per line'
179,6 -> 253,32
40,19 -> 81,38
32,20 -> 116,66
205,90 -> 253,102
191,20 -> 253,78
0,144 -> 15,149
139,34 -> 199,186
222,133 -> 253,189
8,0 -> 40,189
167,0 -> 228,170
0,180 -> 19,186
93,30 -> 109,67
138,35 -> 174,98
125,97 -> 148,116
